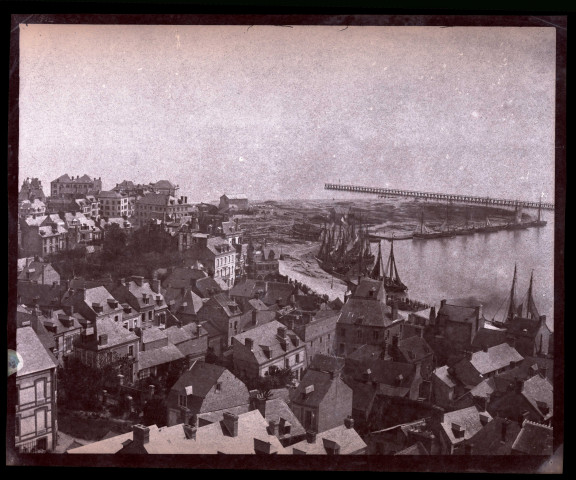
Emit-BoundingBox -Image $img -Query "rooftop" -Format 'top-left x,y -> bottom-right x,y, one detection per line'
511,420 -> 553,455
290,424 -> 367,455
440,406 -> 492,445
16,326 -> 58,377
139,344 -> 185,370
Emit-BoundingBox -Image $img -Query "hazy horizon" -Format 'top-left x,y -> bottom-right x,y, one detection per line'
18,25 -> 556,203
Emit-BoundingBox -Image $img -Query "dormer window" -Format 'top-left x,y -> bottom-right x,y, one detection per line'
215,382 -> 222,393
179,394 -> 187,407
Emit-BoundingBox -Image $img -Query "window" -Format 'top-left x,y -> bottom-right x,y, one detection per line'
373,330 -> 379,341
149,311 -> 153,320
178,394 -> 187,407
35,379 -> 46,403
357,329 -> 362,340
128,345 -> 134,357
141,313 -> 146,323
115,315 -> 119,322
35,409 -> 46,433
296,353 -> 301,363
215,382 -> 222,393
15,417 -> 20,437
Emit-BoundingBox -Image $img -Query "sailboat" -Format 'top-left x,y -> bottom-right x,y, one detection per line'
454,206 -> 476,235
370,237 -> 408,292
413,210 -> 444,239
490,263 -> 519,327
527,198 -> 547,228
437,205 -> 456,238
506,203 -> 528,230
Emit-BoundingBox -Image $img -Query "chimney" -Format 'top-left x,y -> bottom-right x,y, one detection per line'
479,412 -> 490,426
133,276 -> 144,287
252,309 -> 258,326
245,337 -> 253,350
268,419 -> 279,437
151,279 -> 160,293
255,396 -> 266,417
132,424 -> 150,445
344,416 -> 354,429
183,423 -> 197,440
222,412 -> 239,437
440,299 -> 447,308
254,438 -> 275,455
306,430 -> 317,444
452,423 -> 465,438
277,326 -> 287,338
98,334 -> 108,345
501,419 -> 510,442
391,301 -> 399,321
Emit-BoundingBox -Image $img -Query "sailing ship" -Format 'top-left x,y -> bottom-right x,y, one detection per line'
369,236 -> 408,292
505,203 -> 528,230
527,198 -> 547,228
413,210 -> 444,239
454,206 -> 476,236
489,264 -> 542,327
316,212 -> 375,280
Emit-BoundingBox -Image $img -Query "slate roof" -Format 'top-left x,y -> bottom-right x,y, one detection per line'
437,303 -> 479,323
338,297 -> 401,328
193,277 -> 224,298
80,318 -> 139,351
164,287 -> 205,316
62,286 -> 123,318
395,442 -> 429,455
291,424 -> 367,454
464,417 -> 522,455
291,369 -> 337,407
17,261 -> 58,283
136,193 -> 176,206
139,344 -> 185,370
440,406 -> 492,445
16,326 -> 58,376
452,343 -> 524,386
247,298 -> 269,311
163,268 -> 207,289
142,327 -> 168,345
397,336 -> 433,362
521,375 -> 553,420
111,278 -> 164,311
232,320 -> 303,364
308,354 -> 345,374
471,327 -> 508,350
367,360 -> 416,390
353,278 -> 386,299
171,362 -> 227,398
67,425 -> 161,454
97,190 -> 124,199
17,281 -> 67,308
432,365 -> 457,389
508,317 -> 547,338
260,398 -> 306,440
511,420 -> 553,455
346,379 -> 378,413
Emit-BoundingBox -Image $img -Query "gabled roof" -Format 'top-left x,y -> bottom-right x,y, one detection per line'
432,365 -> 457,389
53,174 -> 72,183
232,320 -> 303,364
346,378 -> 378,413
521,375 -> 553,420
193,277 -> 223,298
139,344 -> 184,370
338,297 -> 400,328
440,406 -> 492,445
136,193 -> 177,206
171,362 -> 227,398
97,190 -> 124,199
67,425 -> 161,454
16,326 -> 57,376
291,424 -> 367,454
511,420 -> 553,455
291,369 -> 339,407
353,278 -> 386,299
17,261 -> 58,283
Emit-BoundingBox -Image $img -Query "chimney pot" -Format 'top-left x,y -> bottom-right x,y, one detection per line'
132,424 -> 150,445
306,430 -> 317,444
344,416 -> 354,429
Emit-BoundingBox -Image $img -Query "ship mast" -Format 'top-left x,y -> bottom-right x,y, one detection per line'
506,263 -> 518,323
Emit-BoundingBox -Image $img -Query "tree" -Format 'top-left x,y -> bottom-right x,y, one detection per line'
102,223 -> 127,260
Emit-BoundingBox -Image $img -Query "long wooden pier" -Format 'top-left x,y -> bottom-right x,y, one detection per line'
325,183 -> 554,211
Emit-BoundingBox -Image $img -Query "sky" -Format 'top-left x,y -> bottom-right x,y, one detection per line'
18,24 -> 556,203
